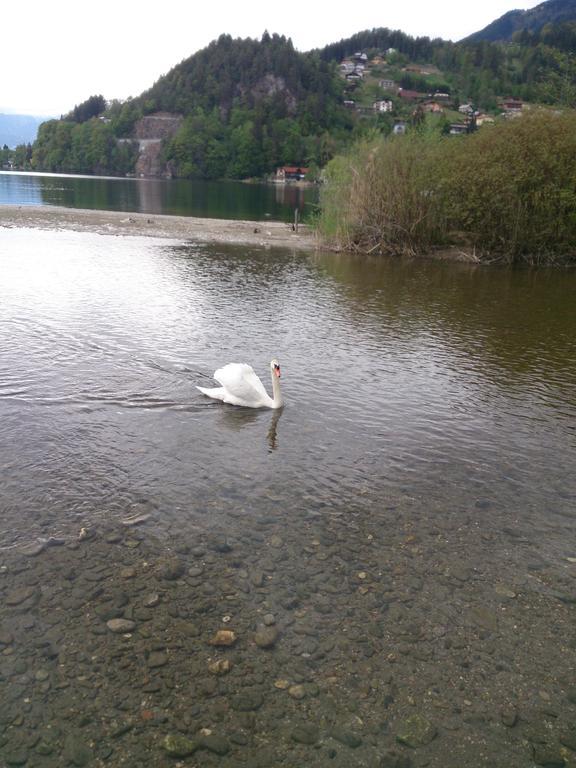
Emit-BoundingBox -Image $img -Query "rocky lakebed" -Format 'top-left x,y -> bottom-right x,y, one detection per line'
1,498 -> 575,768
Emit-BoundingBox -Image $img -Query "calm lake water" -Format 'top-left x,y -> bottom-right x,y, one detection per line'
1,228 -> 574,552
1,227 -> 575,767
0,171 -> 317,221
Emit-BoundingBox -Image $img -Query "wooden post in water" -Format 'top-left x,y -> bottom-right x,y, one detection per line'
294,208 -> 299,233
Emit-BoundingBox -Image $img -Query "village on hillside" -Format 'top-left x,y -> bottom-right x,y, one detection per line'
336,48 -> 527,137
271,48 -> 532,184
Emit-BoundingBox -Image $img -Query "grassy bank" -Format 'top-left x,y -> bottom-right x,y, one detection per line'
317,112 -> 576,265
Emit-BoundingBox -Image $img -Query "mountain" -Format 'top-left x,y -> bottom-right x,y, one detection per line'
32,33 -> 353,179
0,114 -> 49,148
464,0 -> 576,42
20,23 -> 576,179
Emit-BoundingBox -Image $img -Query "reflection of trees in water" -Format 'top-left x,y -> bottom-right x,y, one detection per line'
310,250 -> 576,385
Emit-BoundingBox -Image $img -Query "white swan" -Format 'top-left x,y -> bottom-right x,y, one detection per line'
197,359 -> 283,409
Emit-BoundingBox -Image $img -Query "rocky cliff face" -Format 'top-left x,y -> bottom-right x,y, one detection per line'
133,112 -> 183,177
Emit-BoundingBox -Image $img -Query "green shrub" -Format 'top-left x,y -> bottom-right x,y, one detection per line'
318,111 -> 576,264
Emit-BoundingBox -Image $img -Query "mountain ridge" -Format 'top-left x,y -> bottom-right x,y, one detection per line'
0,113 -> 51,148
464,0 -> 576,41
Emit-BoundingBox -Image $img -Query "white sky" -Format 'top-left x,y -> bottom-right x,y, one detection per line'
2,0 -> 540,116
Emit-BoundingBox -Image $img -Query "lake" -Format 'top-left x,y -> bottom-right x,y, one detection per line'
0,226 -> 575,767
0,170 -> 318,221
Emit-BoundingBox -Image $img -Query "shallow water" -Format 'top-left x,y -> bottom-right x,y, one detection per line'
1,227 -> 575,767
0,228 -> 574,553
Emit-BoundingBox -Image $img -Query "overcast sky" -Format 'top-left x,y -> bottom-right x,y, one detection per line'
2,0 -> 539,116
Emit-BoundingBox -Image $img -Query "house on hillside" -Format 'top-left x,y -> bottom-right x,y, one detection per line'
423,101 -> 444,113
393,120 -> 408,135
476,113 -> 495,126
373,100 -> 394,113
397,88 -> 425,102
275,166 -> 309,182
379,79 -> 396,91
459,103 -> 474,114
501,98 -> 523,113
449,123 -> 468,135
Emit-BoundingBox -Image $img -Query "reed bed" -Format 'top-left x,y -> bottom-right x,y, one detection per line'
318,112 -> 576,265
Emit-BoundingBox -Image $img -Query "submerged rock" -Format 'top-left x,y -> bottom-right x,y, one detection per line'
532,743 -> 566,767
209,629 -> 237,647
254,625 -> 279,649
162,734 -> 198,757
4,749 -> 29,766
379,749 -> 413,768
147,651 -> 168,668
396,715 -> 437,748
329,727 -> 362,748
198,733 -> 230,755
121,513 -> 151,527
291,723 -> 319,745
106,619 -> 136,634
63,734 -> 93,766
156,556 -> 185,581
232,691 -> 264,711
6,586 -> 39,606
208,659 -> 232,676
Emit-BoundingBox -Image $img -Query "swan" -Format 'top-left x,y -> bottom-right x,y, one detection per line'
197,359 -> 283,409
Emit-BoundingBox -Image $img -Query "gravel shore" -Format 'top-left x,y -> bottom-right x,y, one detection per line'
0,205 -> 316,250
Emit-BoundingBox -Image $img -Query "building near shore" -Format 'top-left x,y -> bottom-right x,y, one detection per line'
275,166 -> 309,182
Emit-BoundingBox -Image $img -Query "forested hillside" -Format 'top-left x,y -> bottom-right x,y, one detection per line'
30,34 -> 354,179
318,25 -> 576,109
12,8 -> 576,180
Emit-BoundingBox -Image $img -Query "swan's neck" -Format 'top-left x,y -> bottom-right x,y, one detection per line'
270,371 -> 283,409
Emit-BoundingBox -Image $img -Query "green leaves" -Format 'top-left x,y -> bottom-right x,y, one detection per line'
319,111 -> 576,264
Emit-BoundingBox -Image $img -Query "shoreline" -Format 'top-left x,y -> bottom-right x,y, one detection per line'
0,204 -> 316,250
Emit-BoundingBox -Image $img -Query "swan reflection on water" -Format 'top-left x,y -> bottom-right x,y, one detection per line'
217,405 -> 282,452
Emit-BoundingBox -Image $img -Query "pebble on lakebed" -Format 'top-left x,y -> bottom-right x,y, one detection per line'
209,629 -> 237,646
0,512 -> 573,768
106,618 -> 136,634
253,624 -> 279,648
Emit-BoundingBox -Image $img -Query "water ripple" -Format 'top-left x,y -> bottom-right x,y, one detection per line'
0,228 -> 575,556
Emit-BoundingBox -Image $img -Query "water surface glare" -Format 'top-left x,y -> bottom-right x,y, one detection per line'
1,227 -> 574,559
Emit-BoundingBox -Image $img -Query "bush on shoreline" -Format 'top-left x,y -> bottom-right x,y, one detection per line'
317,112 -> 576,264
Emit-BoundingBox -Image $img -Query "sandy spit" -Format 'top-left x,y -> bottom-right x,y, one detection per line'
0,204 -> 317,250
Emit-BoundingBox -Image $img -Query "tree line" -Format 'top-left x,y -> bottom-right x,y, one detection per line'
9,25 -> 576,179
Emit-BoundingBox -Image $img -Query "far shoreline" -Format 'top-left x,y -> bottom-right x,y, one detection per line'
0,204 -> 316,251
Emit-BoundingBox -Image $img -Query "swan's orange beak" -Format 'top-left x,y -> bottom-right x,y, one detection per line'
274,365 -> 281,378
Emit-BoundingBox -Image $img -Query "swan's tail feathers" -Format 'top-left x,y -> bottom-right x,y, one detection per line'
196,385 -> 226,402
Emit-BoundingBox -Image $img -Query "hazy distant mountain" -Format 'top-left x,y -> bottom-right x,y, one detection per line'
0,114 -> 49,148
464,0 -> 576,41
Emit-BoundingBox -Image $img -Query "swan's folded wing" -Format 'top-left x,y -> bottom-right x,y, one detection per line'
213,363 -> 269,402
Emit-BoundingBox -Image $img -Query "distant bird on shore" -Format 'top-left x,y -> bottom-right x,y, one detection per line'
197,360 -> 283,409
